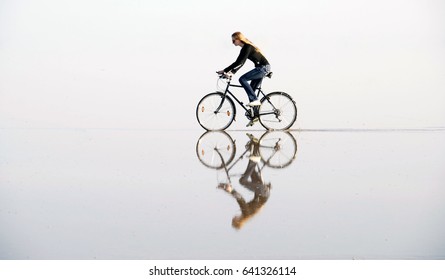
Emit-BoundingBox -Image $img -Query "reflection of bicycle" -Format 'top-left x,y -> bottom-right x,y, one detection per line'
196,74 -> 297,130
195,130 -> 236,169
196,131 -> 297,170
196,131 -> 297,229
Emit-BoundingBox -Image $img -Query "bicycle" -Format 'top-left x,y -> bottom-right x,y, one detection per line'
196,130 -> 297,170
196,131 -> 298,229
196,73 -> 297,130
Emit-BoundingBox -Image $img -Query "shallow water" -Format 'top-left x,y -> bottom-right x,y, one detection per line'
1,128 -> 444,259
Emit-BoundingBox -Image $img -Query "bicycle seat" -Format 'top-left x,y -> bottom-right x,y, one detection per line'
266,72 -> 273,78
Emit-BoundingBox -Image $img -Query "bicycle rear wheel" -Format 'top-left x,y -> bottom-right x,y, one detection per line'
259,131 -> 297,168
196,92 -> 236,131
259,92 -> 297,130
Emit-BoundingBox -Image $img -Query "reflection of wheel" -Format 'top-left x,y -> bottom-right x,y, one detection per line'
259,92 -> 297,130
196,131 -> 236,169
196,92 -> 236,131
259,131 -> 297,168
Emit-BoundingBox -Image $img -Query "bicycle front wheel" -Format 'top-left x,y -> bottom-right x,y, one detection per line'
259,92 -> 297,130
195,131 -> 236,169
196,92 -> 236,131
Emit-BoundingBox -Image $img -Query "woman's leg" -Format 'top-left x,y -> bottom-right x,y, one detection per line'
250,78 -> 263,98
239,68 -> 264,102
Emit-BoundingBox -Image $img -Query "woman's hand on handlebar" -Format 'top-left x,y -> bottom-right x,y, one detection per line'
216,70 -> 232,79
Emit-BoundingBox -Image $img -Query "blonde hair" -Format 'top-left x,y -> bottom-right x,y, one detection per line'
232,31 -> 263,55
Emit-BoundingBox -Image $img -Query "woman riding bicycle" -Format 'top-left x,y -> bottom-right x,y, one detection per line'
197,32 -> 295,130
217,32 -> 271,108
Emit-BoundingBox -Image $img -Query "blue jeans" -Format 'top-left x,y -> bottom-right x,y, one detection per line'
239,65 -> 271,102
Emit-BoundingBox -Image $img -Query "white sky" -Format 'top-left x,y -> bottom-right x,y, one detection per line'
1,0 -> 444,129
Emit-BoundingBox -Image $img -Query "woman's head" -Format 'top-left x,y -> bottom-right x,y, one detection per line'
232,31 -> 258,47
231,31 -> 262,53
231,31 -> 248,46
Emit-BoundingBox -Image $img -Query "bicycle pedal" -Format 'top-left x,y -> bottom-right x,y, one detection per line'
246,118 -> 259,127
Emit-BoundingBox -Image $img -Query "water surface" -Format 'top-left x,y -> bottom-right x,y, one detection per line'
1,128 -> 444,259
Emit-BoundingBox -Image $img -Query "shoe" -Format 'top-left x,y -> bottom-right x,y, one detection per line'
249,155 -> 261,163
246,117 -> 259,127
246,133 -> 259,143
247,99 -> 261,107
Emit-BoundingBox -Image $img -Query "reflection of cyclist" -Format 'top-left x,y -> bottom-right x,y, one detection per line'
219,134 -> 271,229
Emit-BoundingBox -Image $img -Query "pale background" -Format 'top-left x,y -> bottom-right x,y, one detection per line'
1,0 -> 444,130
1,0 -> 445,261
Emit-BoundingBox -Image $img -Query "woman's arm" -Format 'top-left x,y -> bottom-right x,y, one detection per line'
223,44 -> 253,74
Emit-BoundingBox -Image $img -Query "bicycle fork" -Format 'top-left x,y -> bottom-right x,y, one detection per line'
214,95 -> 226,114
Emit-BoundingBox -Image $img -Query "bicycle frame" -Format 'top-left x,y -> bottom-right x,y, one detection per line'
215,77 -> 276,118
212,134 -> 287,186
214,140 -> 271,184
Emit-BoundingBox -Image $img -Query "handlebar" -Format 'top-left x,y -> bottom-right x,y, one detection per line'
217,71 -> 272,80
217,72 -> 232,80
